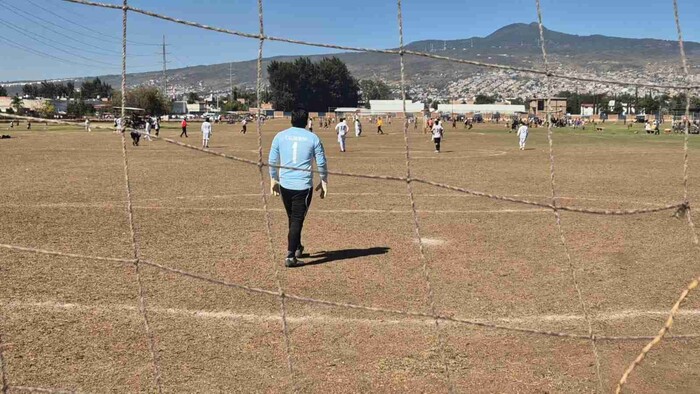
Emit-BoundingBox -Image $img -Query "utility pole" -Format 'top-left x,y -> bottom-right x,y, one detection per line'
229,62 -> 233,99
162,35 -> 167,98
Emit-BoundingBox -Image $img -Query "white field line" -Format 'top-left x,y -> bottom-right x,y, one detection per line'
0,193 -> 668,208
0,203 -> 549,214
3,300 -> 700,327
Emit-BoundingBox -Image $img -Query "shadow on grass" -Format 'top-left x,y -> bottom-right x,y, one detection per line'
297,247 -> 390,267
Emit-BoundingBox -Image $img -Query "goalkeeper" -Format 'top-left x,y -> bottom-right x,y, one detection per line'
269,107 -> 328,268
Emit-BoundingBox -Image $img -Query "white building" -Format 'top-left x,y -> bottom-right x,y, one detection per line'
436,103 -> 526,115
580,103 -> 595,116
369,100 -> 425,113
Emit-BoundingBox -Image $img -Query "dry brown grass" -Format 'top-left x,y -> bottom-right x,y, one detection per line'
1,120 -> 699,393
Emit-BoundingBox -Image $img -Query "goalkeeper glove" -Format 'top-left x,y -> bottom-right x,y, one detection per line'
315,180 -> 328,199
271,179 -> 281,197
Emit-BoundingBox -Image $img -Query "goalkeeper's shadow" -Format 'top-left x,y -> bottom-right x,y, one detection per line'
297,247 -> 390,267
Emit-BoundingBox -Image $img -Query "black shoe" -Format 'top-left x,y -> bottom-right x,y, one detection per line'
285,257 -> 301,268
295,245 -> 304,258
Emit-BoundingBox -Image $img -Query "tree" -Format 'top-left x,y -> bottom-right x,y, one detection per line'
267,57 -> 359,112
67,101 -> 95,118
638,94 -> 660,114
11,95 -> 23,114
186,92 -> 200,104
474,94 -> 496,104
510,97 -> 525,105
38,101 -> 56,118
80,77 -> 112,99
23,84 -> 39,98
22,81 -> 76,99
113,87 -> 171,116
221,99 -> 247,112
359,79 -> 391,108
0,85 -> 7,96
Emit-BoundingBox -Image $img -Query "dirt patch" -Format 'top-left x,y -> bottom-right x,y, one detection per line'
1,121 -> 699,392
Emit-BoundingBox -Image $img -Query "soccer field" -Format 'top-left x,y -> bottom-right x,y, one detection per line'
1,119 -> 699,393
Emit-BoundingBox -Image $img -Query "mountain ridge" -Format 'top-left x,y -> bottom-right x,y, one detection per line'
4,23 -> 698,98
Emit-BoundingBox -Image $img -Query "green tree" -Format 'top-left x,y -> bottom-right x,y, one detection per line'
359,79 -> 391,108
11,95 -> 23,114
80,77 -> 112,99
638,94 -> 660,114
114,87 -> 171,116
39,101 -> 56,118
186,92 -> 200,104
23,84 -> 39,98
474,94 -> 496,104
67,101 -> 95,118
267,57 -> 359,112
0,85 -> 7,96
221,100 -> 248,112
612,100 -> 624,115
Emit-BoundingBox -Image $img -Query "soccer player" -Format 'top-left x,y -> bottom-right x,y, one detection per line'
269,107 -> 328,268
180,118 -> 188,138
201,117 -> 212,148
377,117 -> 384,134
144,119 -> 152,141
26,120 -> 31,130
84,118 -> 91,132
154,118 -> 160,136
517,122 -> 529,150
355,117 -> 362,137
241,118 -> 248,134
431,119 -> 444,153
307,117 -> 314,133
335,118 -> 348,152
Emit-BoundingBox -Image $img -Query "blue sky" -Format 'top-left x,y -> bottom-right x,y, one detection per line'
1,0 -> 699,82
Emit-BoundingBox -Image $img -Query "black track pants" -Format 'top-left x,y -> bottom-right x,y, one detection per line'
280,186 -> 313,258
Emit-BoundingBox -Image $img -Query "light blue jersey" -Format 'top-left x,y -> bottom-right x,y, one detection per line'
269,127 -> 328,190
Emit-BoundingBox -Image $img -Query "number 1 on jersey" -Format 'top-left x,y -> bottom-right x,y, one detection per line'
292,141 -> 298,164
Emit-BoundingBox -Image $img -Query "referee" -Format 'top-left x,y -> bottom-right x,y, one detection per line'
269,107 -> 328,267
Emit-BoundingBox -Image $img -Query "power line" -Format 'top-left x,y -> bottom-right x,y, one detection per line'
0,20 -> 119,67
1,0 -> 153,56
0,36 -> 116,69
24,0 -> 159,46
0,36 -> 160,73
0,17 -> 124,60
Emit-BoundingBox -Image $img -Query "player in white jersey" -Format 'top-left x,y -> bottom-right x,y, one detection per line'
201,118 -> 212,148
431,120 -> 444,153
517,122 -> 529,150
84,118 -> 91,132
115,117 -> 123,134
144,120 -> 152,141
354,117 -> 362,137
335,118 -> 349,152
